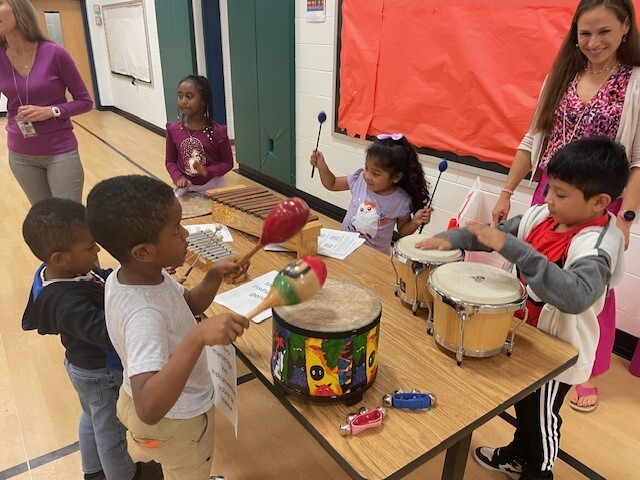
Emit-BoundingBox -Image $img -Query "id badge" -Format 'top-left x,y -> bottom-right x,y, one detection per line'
17,121 -> 37,138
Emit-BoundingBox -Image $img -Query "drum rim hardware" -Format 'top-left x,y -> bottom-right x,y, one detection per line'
427,267 -> 529,365
391,244 -> 464,316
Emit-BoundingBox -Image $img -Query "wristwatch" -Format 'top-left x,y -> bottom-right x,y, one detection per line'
617,210 -> 636,222
51,106 -> 61,118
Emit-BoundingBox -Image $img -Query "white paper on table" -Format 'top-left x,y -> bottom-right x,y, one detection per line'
213,270 -> 278,323
185,224 -> 233,243
317,228 -> 365,260
206,345 -> 238,437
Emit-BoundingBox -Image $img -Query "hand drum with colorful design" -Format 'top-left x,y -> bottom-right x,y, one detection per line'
271,278 -> 381,405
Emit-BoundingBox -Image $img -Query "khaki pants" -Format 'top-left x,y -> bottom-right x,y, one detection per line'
117,389 -> 215,480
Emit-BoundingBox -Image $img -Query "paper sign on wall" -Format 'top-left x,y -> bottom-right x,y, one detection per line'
306,0 -> 326,22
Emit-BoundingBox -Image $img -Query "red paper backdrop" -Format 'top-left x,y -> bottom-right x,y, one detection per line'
337,0 -> 640,168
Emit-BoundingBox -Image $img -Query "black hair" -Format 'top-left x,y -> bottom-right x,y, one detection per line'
22,198 -> 87,262
546,136 -> 630,200
86,175 -> 176,262
178,74 -> 214,127
366,137 -> 430,212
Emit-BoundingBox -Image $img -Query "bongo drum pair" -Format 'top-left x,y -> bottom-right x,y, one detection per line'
271,278 -> 381,405
428,262 -> 528,365
391,234 -> 463,319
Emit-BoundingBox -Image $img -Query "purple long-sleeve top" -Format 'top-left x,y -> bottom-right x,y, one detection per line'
165,120 -> 233,185
0,41 -> 93,156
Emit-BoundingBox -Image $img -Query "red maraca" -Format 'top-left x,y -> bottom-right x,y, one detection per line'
246,257 -> 327,320
238,197 -> 310,266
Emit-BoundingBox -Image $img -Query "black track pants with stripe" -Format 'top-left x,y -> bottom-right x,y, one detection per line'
512,380 -> 572,479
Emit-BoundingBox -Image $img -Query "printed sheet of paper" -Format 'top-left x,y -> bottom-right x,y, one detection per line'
213,270 -> 278,323
206,345 -> 238,437
317,228 -> 364,260
185,224 -> 234,243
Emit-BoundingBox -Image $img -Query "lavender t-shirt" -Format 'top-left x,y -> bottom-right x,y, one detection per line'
341,169 -> 412,254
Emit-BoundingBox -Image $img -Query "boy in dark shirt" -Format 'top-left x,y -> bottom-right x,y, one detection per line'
22,198 -> 162,480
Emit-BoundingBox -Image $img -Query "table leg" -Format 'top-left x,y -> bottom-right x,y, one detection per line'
441,433 -> 471,480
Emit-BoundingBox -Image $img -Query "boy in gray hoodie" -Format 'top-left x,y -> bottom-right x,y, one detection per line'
415,136 -> 628,480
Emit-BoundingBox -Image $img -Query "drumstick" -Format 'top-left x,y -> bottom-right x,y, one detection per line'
311,111 -> 327,178
238,197 -> 310,266
419,160 -> 448,234
245,256 -> 327,320
184,233 -> 217,278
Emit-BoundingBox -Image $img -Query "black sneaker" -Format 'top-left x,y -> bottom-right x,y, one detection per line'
474,446 -> 524,479
134,461 -> 164,480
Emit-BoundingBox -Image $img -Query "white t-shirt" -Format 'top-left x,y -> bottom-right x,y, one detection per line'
105,267 -> 214,419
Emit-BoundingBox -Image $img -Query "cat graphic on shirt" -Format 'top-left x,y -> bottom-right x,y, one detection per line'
350,199 -> 388,239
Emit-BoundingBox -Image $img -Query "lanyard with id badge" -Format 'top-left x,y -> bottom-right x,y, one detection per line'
11,49 -> 38,139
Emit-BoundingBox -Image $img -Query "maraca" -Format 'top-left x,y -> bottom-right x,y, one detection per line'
246,257 -> 327,320
238,197 -> 310,266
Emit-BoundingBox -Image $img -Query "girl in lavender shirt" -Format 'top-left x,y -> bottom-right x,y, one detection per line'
0,0 -> 93,205
311,135 -> 431,254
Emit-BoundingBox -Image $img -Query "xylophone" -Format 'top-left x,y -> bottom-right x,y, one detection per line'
186,230 -> 237,270
206,185 -> 322,258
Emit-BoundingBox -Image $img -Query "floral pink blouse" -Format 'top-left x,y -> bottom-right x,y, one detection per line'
540,65 -> 632,169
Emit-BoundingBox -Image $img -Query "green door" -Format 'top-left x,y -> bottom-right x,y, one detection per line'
227,0 -> 295,185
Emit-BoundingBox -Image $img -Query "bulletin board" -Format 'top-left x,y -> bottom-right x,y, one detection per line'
336,0 -> 640,171
103,1 -> 152,83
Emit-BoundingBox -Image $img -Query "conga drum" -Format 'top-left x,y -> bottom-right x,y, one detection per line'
391,234 -> 463,318
428,262 -> 528,365
272,278 -> 381,405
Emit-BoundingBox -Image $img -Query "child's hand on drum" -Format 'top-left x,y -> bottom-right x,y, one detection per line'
415,236 -> 452,250
176,177 -> 191,188
467,222 -> 506,251
198,313 -> 250,346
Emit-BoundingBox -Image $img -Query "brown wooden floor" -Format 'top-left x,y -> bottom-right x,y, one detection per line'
0,110 -> 638,479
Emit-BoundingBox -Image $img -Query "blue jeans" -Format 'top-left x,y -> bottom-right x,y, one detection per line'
64,359 -> 136,479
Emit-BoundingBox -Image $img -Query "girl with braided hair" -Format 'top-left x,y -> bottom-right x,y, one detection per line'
310,134 -> 431,254
165,75 -> 233,196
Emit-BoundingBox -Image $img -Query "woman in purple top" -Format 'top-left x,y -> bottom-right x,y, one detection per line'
0,0 -> 93,205
165,75 -> 233,196
310,135 -> 432,254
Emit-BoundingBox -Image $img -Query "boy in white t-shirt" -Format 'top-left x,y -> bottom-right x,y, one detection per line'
87,175 -> 249,480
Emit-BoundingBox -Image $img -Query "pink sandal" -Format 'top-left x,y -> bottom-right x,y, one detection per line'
569,385 -> 598,412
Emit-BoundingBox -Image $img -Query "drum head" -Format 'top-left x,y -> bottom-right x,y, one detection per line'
429,262 -> 524,305
396,234 -> 463,263
274,277 -> 381,332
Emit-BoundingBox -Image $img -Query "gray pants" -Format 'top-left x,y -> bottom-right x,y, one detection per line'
8,149 -> 84,205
